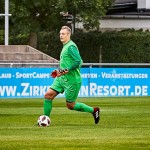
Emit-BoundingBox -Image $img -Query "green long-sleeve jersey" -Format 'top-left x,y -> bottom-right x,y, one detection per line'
59,40 -> 83,83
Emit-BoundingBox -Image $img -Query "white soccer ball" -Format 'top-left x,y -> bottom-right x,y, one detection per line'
37,115 -> 51,127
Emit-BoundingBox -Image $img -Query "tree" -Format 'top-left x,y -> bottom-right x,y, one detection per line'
9,0 -> 114,47
58,0 -> 114,30
10,0 -> 65,48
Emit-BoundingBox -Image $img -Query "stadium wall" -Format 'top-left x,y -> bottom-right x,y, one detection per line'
0,66 -> 149,98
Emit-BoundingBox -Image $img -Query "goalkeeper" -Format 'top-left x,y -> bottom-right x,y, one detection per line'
43,26 -> 100,124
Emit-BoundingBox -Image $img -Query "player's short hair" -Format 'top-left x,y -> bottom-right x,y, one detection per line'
61,26 -> 71,34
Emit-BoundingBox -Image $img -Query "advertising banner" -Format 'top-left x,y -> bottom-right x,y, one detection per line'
80,68 -> 149,97
0,68 -> 149,98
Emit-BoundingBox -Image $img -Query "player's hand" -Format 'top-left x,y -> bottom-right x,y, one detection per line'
57,69 -> 69,77
50,69 -> 69,78
50,70 -> 58,78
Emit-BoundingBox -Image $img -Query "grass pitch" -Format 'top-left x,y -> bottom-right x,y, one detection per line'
0,97 -> 150,150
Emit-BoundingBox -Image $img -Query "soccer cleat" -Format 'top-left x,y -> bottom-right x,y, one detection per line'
92,107 -> 100,124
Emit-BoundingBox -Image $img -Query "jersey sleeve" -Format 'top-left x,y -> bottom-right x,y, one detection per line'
67,45 -> 82,71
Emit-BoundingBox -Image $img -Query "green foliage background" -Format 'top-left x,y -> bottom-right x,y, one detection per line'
72,29 -> 150,63
4,0 -> 149,63
1,29 -> 150,63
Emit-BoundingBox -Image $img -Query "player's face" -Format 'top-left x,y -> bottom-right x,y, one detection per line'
60,29 -> 70,44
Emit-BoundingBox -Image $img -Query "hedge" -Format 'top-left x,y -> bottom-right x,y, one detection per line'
37,29 -> 150,63
1,29 -> 150,63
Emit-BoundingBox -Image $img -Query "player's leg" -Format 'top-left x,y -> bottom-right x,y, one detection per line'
44,88 -> 58,117
65,83 -> 93,112
44,78 -> 64,117
65,83 -> 100,124
66,101 -> 93,113
67,102 -> 100,124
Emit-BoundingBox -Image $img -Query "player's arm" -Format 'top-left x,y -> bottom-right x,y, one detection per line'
58,45 -> 82,75
67,45 -> 82,71
50,45 -> 82,78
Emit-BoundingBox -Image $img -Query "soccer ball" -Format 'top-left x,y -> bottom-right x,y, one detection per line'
37,115 -> 51,127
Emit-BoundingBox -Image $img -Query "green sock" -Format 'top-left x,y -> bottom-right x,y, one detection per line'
73,102 -> 94,113
44,99 -> 52,117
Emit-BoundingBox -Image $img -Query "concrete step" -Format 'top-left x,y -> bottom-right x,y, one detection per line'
0,45 -> 44,54
0,45 -> 28,52
0,45 -> 58,63
0,60 -> 58,63
0,52 -> 44,60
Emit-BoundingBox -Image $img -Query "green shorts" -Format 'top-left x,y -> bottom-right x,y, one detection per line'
50,77 -> 81,102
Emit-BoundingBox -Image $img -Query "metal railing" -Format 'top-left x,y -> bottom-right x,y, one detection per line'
0,62 -> 150,68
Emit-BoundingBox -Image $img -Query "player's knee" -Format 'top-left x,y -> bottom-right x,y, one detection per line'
44,92 -> 53,100
44,90 -> 57,100
66,102 -> 75,110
